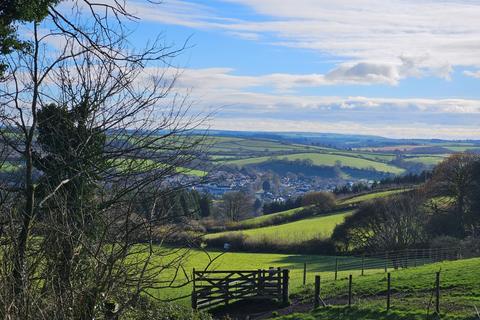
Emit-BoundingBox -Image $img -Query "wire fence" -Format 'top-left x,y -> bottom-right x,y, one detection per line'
334,246 -> 464,279
302,247 -> 480,318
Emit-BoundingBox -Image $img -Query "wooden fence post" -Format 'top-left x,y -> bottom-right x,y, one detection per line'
225,282 -> 229,306
348,274 -> 353,307
191,268 -> 197,309
303,262 -> 307,285
435,271 -> 440,314
386,272 -> 391,311
335,258 -> 338,280
405,249 -> 409,268
314,275 -> 321,308
384,252 -> 388,273
277,267 -> 282,298
282,269 -> 289,305
257,269 -> 263,296
361,255 -> 365,276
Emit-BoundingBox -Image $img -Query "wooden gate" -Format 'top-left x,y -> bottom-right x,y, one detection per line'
192,268 -> 289,309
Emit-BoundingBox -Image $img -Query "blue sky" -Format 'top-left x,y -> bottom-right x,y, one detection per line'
71,1 -> 480,139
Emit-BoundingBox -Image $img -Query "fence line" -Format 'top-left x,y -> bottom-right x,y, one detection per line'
312,271 -> 444,316
302,246 -> 469,282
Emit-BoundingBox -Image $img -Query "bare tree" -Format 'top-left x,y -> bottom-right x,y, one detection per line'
333,191 -> 428,253
0,2 -> 213,319
426,153 -> 480,235
220,191 -> 254,222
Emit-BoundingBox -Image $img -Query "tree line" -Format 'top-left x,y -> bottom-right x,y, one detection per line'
332,153 -> 480,253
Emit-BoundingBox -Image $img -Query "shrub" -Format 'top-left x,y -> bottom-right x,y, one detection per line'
205,233 -> 336,255
301,192 -> 336,211
429,235 -> 462,249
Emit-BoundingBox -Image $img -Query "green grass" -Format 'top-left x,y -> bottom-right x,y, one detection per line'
206,210 -> 354,244
232,207 -> 306,229
149,247 -> 480,319
207,137 -> 314,154
339,189 -> 411,205
149,248 -> 367,303
229,189 -> 408,231
442,145 -> 479,152
331,151 -> 397,162
404,156 -> 446,165
280,257 -> 480,319
111,158 -> 207,177
0,161 -> 20,172
224,153 -> 404,175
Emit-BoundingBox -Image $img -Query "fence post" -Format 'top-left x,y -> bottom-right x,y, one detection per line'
384,252 -> 388,273
361,255 -> 365,276
414,249 -> 417,267
435,271 -> 440,314
303,262 -> 307,285
314,275 -> 321,308
282,269 -> 289,305
191,268 -> 197,309
277,267 -> 282,299
405,249 -> 409,268
386,272 -> 391,311
225,281 -> 229,306
335,258 -> 338,280
348,274 -> 353,307
257,269 -> 263,296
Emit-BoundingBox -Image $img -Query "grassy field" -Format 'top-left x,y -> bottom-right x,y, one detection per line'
404,156 -> 446,165
207,137 -> 315,154
224,153 -> 404,174
228,189 -> 409,231
277,257 -> 480,319
338,189 -> 410,205
112,158 -> 207,177
206,210 -> 354,244
0,161 -> 20,172
231,207 -> 306,229
150,248 -> 383,303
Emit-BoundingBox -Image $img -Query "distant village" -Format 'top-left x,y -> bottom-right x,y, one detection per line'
193,169 -> 377,202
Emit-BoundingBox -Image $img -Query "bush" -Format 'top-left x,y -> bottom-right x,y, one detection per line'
429,235 -> 462,249
301,192 -> 336,212
204,233 -> 336,255
124,298 -> 212,320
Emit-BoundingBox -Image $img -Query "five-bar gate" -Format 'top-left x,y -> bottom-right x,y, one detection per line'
192,268 -> 289,309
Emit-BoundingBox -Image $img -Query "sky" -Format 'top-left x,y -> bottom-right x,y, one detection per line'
74,1 -> 480,139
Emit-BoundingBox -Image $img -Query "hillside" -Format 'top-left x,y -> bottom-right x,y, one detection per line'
223,152 -> 404,175
273,257 -> 480,320
207,189 -> 410,243
206,210 -> 354,245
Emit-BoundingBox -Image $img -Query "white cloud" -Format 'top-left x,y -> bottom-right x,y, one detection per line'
210,118 -> 480,140
167,68 -> 480,114
128,0 -> 480,80
464,70 -> 480,78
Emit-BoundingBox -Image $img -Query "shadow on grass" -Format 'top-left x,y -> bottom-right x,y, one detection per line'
274,306 -> 447,320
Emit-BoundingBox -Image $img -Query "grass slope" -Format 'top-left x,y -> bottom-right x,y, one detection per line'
224,153 -> 404,175
404,156 -> 446,166
232,189 -> 409,231
232,207 -> 306,229
278,258 -> 480,320
338,189 -> 410,205
152,249 -> 368,303
206,210 -> 354,244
